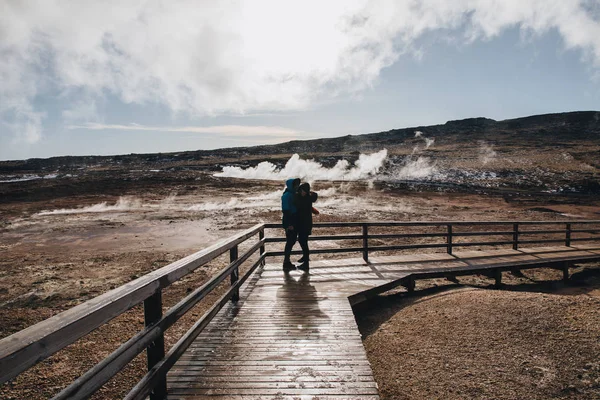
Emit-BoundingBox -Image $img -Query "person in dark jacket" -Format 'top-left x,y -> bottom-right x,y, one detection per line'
281,178 -> 301,271
294,182 -> 318,272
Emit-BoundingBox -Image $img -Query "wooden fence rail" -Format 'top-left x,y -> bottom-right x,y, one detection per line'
264,220 -> 600,260
1,220 -> 599,399
0,223 -> 265,400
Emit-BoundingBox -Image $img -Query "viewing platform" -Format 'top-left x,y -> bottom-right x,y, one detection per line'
1,220 -> 599,399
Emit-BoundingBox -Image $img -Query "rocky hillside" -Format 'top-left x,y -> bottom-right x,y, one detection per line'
0,111 -> 599,198
1,111 -> 598,169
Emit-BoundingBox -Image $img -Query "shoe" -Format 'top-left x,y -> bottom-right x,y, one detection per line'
283,261 -> 296,271
297,262 -> 310,272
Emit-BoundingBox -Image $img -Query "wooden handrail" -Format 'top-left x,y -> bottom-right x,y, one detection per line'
125,253 -> 266,400
51,238 -> 265,400
264,220 -> 600,229
264,220 -> 600,260
0,223 -> 264,388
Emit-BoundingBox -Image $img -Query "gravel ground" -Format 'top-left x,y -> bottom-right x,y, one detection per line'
357,269 -> 600,400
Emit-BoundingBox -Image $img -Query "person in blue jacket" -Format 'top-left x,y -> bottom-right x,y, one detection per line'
294,182 -> 318,272
281,178 -> 301,270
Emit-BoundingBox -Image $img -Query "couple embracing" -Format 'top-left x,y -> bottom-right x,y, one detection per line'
281,178 -> 319,272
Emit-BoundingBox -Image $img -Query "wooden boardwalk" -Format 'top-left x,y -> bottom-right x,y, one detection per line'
168,244 -> 600,399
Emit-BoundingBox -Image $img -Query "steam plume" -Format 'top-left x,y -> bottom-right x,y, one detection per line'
393,156 -> 439,180
215,150 -> 388,181
37,197 -> 143,215
478,141 -> 497,165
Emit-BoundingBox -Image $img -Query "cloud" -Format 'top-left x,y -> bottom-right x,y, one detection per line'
2,0 -> 600,143
68,123 -> 305,138
62,100 -> 99,124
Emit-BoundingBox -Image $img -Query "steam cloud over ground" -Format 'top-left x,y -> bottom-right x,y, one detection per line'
216,150 -> 389,181
214,144 -> 501,184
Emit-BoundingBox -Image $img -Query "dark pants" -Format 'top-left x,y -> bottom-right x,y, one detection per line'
298,231 -> 309,262
283,228 -> 297,261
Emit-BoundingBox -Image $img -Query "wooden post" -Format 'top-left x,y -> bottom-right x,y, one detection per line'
565,223 -> 571,247
362,224 -> 369,263
513,223 -> 519,250
562,262 -> 570,281
230,245 -> 239,302
144,291 -> 167,400
494,269 -> 502,288
406,276 -> 415,293
447,224 -> 453,255
259,228 -> 265,266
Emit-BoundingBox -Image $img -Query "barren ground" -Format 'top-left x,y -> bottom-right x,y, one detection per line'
1,172 -> 599,399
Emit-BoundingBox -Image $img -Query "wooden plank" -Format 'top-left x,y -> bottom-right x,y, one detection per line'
168,375 -> 376,382
170,263 -> 379,399
125,255 -> 268,400
170,365 -> 376,373
167,388 -> 380,396
168,381 -> 378,389
167,396 -> 380,400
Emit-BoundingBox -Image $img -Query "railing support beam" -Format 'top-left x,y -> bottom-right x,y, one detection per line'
259,229 -> 265,266
447,225 -> 453,255
494,269 -> 502,288
405,276 -> 415,293
143,291 -> 167,400
563,262 -> 570,281
362,224 -> 369,263
513,223 -> 519,250
230,245 -> 239,302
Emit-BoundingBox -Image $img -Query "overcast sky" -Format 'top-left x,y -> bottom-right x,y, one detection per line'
1,0 -> 600,161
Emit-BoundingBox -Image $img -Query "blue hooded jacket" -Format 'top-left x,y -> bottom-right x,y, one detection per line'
281,178 -> 299,228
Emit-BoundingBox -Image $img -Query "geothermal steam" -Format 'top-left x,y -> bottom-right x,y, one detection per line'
478,141 -> 497,165
215,149 -> 388,181
37,197 -> 144,215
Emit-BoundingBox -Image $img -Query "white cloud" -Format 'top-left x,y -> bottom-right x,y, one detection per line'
62,100 -> 99,124
68,123 -> 303,138
2,0 -> 600,143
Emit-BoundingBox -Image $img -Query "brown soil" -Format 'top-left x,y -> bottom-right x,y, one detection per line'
356,269 -> 600,400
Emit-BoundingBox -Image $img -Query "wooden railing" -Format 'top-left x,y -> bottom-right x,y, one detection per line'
0,223 -> 265,400
1,220 -> 599,399
263,220 -> 600,262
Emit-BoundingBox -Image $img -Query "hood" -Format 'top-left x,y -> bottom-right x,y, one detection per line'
299,182 -> 310,193
285,178 -> 300,191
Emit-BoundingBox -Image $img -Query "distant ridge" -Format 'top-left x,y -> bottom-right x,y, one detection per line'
222,110 -> 600,156
1,111 -> 599,170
